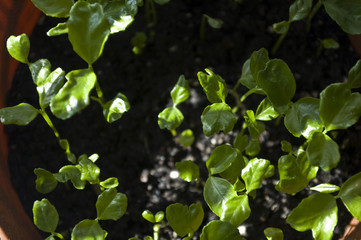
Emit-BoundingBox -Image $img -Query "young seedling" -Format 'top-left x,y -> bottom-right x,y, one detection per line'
200,14 -> 223,41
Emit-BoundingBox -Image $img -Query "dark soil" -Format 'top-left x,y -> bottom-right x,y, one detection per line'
5,0 -> 361,239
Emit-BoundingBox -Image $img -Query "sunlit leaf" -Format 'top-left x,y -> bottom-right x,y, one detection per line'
338,172 -> 361,221
176,161 -> 199,182
142,210 -> 155,223
6,34 -> 30,64
178,129 -> 195,147
103,92 -> 130,123
47,22 -> 68,36
100,177 -> 119,189
241,158 -> 274,193
198,69 -> 228,103
33,199 -> 59,233
264,227 -> 284,240
310,183 -> 340,193
96,188 -> 127,220
34,168 -> 58,194
256,98 -> 279,121
31,0 -> 73,17
171,75 -> 190,106
200,220 -> 244,240
206,144 -> 237,175
54,165 -> 85,190
244,110 -> 265,139
0,103 -> 39,125
71,219 -> 106,240
77,157 -> 100,184
221,195 -> 250,226
158,106 -> 184,130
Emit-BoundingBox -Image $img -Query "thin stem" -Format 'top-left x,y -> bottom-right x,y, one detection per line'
153,223 -> 160,240
306,0 -> 323,32
95,80 -> 105,104
53,232 -> 65,239
145,0 -> 157,25
240,88 -> 261,103
271,26 -> 289,55
200,14 -> 206,41
230,88 -> 245,114
39,109 -> 60,140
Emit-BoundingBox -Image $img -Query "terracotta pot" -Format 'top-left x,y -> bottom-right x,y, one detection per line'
0,0 -> 42,239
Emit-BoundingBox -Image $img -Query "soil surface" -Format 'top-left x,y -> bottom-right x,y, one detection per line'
5,0 -> 361,239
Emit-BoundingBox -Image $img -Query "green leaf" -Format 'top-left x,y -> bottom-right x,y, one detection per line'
275,153 -> 318,195
154,0 -> 170,5
306,132 -> 340,171
239,59 -> 256,90
319,83 -> 361,131
77,157 -> 100,184
50,68 -> 96,119
0,103 -> 39,125
203,176 -> 237,217
204,15 -> 223,29
281,140 -> 292,153
241,158 -> 274,193
233,133 -> 248,153
34,168 -> 58,194
178,129 -> 195,147
31,0 -> 73,17
221,195 -> 250,226
71,219 -> 106,240
131,32 -> 147,55
175,161 -> 200,182
324,0 -> 361,34
154,211 -> 164,222
103,92 -> 130,123
59,139 -> 76,163
310,183 -> 340,193
100,177 -> 119,189
257,59 -> 296,113
220,152 -> 246,183
29,59 -> 52,85
33,199 -> 59,233
171,75 -> 190,106
200,220 -> 244,240
142,210 -> 155,223
284,97 -> 323,139
158,106 -> 184,130
166,203 -> 204,237
264,227 -> 284,240
349,60 -> 361,89
102,0 -> 134,33
45,236 -> 56,240
67,1 -> 110,64
198,69 -> 228,103
206,144 -> 237,175
54,165 -> 85,190
245,139 -> 261,157
289,0 -> 313,22
244,110 -> 265,139
250,48 -> 270,81
321,38 -> 339,49
286,193 -> 338,240
256,98 -> 279,121
47,22 -> 68,36
273,21 -> 290,34
6,34 -> 30,64
338,172 -> 361,220
96,188 -> 127,220
201,103 -> 238,136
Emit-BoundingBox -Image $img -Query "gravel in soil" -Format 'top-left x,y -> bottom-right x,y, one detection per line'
5,0 -> 361,239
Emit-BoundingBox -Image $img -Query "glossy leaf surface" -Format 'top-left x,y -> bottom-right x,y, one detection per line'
176,161 -> 199,182
67,1 -> 110,64
239,59 -> 255,90
221,195 -> 250,226
206,144 -> 237,175
77,157 -> 100,184
102,0 -> 134,33
310,183 -> 340,193
34,168 -> 58,194
203,176 -> 237,217
198,69 -> 228,103
273,21 -> 290,34
142,210 -> 155,223
319,83 -> 361,131
201,103 -> 238,136
348,60 -> 361,89
54,165 -> 85,189
166,203 -> 204,237
29,59 -> 52,85
242,158 -> 274,193
286,193 -> 337,240
256,98 -> 279,121
306,132 -> 340,171
200,220 -> 244,240
233,133 -> 248,153
103,92 -> 130,123
50,68 -> 96,119
289,0 -> 313,22
0,103 -> 39,125
100,177 -> 119,189
96,188 -> 127,220
33,199 -> 59,233
47,22 -> 68,36
31,0 -> 73,17
171,75 -> 190,106
6,34 -> 30,64
264,227 -> 284,240
338,172 -> 361,220
158,107 -> 184,130
250,48 -> 269,81
244,110 -> 265,139
71,219 -> 106,240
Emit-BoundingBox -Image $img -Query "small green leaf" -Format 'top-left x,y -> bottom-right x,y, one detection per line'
67,1 -> 110,64
178,129 -> 195,147
154,211 -> 164,223
275,153 -> 318,195
221,195 -> 250,226
284,97 -> 323,139
245,140 -> 261,157
206,144 -> 237,175
34,168 -> 58,194
0,103 -> 39,125
349,60 -> 361,89
321,38 -> 339,49
29,59 -> 52,85
233,133 -> 248,153
158,106 -> 184,130
256,98 -> 279,121
338,172 -> 361,220
289,0 -> 313,22
201,103 -> 238,136
320,83 -> 361,131
286,193 -> 338,240
33,199 -> 59,233
171,75 -> 190,106
103,92 -> 130,123
59,139 -> 76,163
310,183 -> 340,193
142,210 -> 155,223
220,152 -> 246,183
77,157 -> 100,184
6,34 -> 30,64
131,32 -> 147,55
239,59 -> 256,90
264,227 -> 284,240
241,158 -> 274,193
324,0 -> 361,34
273,21 -> 290,34
96,188 -> 127,220
102,1 -> 134,33
50,68 -> 96,119
306,132 -> 340,171
281,140 -> 293,153
47,22 -> 68,36
45,236 -> 56,240
233,178 -> 246,192
54,165 -> 85,190
200,220 -> 244,240
244,110 -> 265,139
257,59 -> 295,113
204,15 -> 223,29
100,177 -> 119,189
176,161 -> 200,182
198,69 -> 228,103
166,203 -> 204,237
71,219 -> 106,240
31,0 -> 73,17
250,48 -> 270,81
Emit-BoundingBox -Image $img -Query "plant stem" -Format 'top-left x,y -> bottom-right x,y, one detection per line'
271,26 -> 289,55
53,232 -> 65,239
153,223 -> 160,240
240,88 -> 261,103
145,0 -> 157,26
39,109 -> 60,139
200,14 -> 206,41
306,0 -> 323,32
